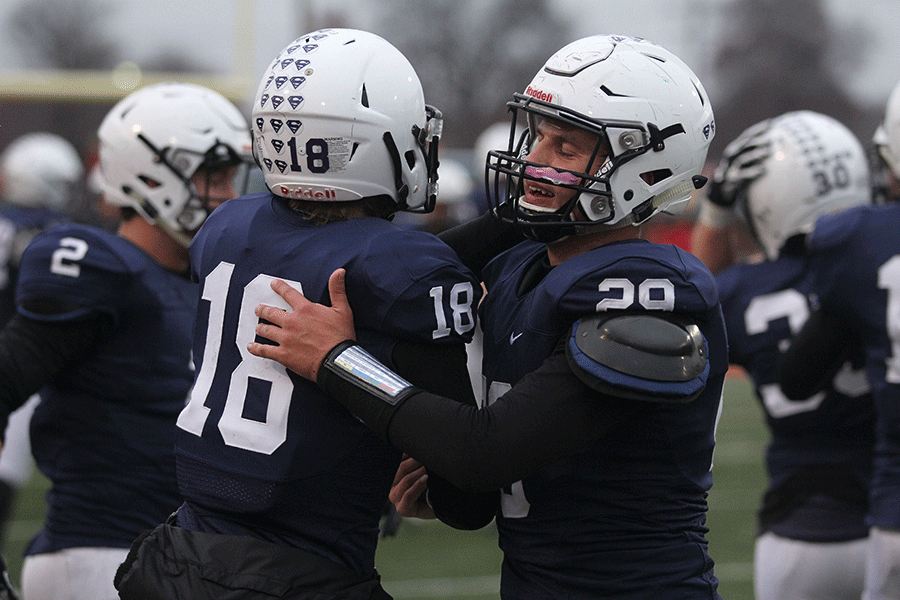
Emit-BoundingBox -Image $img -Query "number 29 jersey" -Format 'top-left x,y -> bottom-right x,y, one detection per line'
177,192 -> 481,576
479,238 -> 728,599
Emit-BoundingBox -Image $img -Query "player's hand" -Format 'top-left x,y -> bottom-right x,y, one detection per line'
707,120 -> 772,208
390,455 -> 435,520
248,268 -> 356,383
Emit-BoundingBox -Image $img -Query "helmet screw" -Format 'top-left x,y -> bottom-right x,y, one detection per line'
619,132 -> 639,149
591,198 -> 608,214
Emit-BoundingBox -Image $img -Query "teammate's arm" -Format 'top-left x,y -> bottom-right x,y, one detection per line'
248,272 -> 701,492
390,339 -> 499,528
778,308 -> 852,400
437,208 -> 523,276
0,310 -> 111,437
317,336 -> 635,492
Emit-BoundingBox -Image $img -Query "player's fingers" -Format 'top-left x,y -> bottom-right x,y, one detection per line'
393,456 -> 425,487
255,303 -> 287,325
254,322 -> 282,343
327,269 -> 351,314
391,470 -> 428,513
270,278 -> 307,311
247,340 -> 279,361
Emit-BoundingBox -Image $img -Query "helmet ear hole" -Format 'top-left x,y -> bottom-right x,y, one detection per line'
404,150 -> 416,170
138,175 -> 162,189
640,169 -> 672,186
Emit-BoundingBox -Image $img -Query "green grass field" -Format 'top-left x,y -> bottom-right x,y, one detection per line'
0,373 -> 767,599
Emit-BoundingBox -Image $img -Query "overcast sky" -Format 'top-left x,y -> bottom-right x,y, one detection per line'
0,0 -> 897,107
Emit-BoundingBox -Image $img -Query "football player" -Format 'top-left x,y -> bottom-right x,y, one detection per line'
250,34 -> 728,599
692,111 -> 875,600
779,80 -> 900,600
114,29 -> 493,600
0,82 -> 251,600
0,132 -> 85,547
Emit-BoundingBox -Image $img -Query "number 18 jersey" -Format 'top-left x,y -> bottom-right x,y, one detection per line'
176,192 -> 481,576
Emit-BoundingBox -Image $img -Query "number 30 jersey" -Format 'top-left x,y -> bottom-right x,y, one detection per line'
177,192 -> 481,576
14,224 -> 195,553
479,238 -> 728,599
805,204 -> 900,530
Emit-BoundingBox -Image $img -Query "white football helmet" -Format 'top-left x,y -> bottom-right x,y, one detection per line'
486,35 -> 715,242
737,111 -> 870,260
98,82 -> 253,246
0,132 -> 83,211
252,29 -> 442,213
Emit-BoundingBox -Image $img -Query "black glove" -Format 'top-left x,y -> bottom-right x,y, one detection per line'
707,119 -> 773,208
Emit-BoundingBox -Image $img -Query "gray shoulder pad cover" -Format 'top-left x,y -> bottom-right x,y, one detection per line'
565,313 -> 709,403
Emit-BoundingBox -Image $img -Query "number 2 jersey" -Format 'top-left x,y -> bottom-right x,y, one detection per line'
176,192 -> 481,577
716,254 -> 874,541
804,204 -> 900,530
479,238 -> 728,599
14,224 -> 194,554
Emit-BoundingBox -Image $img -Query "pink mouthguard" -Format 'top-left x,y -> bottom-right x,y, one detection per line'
524,165 -> 581,185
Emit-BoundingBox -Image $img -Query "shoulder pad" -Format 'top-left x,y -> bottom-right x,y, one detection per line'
566,313 -> 709,403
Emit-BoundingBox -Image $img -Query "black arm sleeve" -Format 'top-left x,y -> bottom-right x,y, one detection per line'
319,336 -> 636,493
437,209 -> 524,276
0,312 -> 111,438
778,308 -> 852,400
390,340 -> 499,530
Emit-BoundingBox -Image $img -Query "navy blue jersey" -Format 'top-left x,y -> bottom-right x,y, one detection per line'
806,204 -> 900,529
14,224 -> 194,553
717,256 -> 874,541
480,238 -> 727,599
177,192 -> 481,577
0,205 -> 69,325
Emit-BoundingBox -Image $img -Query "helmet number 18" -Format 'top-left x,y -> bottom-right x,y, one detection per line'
287,137 -> 330,174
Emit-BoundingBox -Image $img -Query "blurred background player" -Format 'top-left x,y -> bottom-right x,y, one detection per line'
0,133 -> 84,547
0,132 -> 83,324
0,82 -> 251,600
779,80 -> 900,600
691,110 -> 875,600
114,29 -> 492,600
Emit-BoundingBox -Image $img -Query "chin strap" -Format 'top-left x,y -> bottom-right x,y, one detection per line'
610,174 -> 709,230
383,132 -> 410,207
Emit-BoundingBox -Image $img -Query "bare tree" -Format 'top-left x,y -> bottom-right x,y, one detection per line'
7,0 -> 118,69
711,0 -> 878,155
370,0 -> 573,148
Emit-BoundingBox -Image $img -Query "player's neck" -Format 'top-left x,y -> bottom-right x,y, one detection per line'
546,225 -> 643,265
118,217 -> 190,273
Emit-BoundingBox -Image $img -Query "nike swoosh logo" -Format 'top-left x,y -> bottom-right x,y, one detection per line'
510,332 -> 524,344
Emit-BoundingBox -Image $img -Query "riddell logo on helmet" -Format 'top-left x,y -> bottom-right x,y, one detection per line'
525,86 -> 555,103
279,186 -> 337,200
